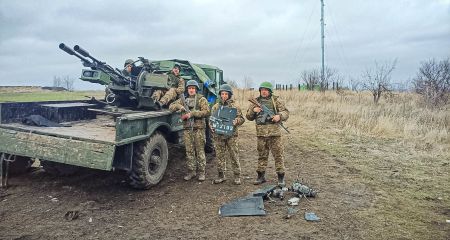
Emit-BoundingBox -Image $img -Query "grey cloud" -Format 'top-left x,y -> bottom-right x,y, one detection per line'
0,0 -> 449,89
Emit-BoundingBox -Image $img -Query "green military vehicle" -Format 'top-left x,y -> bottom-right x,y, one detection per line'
0,44 -> 224,189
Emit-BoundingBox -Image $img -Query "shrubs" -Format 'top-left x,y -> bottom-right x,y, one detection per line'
413,58 -> 450,107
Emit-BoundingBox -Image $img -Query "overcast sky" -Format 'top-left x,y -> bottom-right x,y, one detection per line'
0,0 -> 449,90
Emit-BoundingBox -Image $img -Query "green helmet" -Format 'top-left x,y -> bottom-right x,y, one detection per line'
186,80 -> 199,89
124,59 -> 134,67
173,63 -> 181,70
219,84 -> 233,96
259,81 -> 273,92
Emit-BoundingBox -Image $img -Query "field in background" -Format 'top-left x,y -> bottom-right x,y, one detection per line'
234,89 -> 449,153
234,88 -> 449,239
0,87 -> 105,102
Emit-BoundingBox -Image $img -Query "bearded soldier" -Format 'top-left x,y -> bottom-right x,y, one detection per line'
246,82 -> 289,186
152,64 -> 185,108
211,84 -> 245,185
169,80 -> 210,181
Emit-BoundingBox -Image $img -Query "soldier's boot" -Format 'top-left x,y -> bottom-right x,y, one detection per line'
277,172 -> 286,187
183,171 -> 196,181
253,171 -> 266,185
198,172 -> 206,182
213,172 -> 226,184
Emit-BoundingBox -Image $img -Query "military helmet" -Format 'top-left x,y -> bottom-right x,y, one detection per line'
259,81 -> 273,92
173,63 -> 181,70
219,84 -> 233,96
124,59 -> 134,67
186,80 -> 199,89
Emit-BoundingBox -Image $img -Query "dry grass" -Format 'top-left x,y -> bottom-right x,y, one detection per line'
234,89 -> 449,154
0,90 -> 105,103
234,88 -> 450,239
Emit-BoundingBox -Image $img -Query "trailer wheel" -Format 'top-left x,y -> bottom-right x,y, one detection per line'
41,160 -> 79,176
129,132 -> 168,189
2,154 -> 34,175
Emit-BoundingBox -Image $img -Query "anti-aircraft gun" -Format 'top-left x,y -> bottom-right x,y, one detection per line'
59,43 -> 173,109
59,43 -> 223,109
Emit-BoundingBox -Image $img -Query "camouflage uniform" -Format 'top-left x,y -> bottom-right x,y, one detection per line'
169,93 -> 210,179
122,59 -> 133,77
211,99 -> 245,182
246,95 -> 289,182
152,71 -> 185,106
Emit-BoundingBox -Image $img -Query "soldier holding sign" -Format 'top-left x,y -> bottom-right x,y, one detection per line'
210,84 -> 245,185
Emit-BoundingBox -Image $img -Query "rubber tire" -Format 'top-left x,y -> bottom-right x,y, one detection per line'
41,160 -> 80,176
3,155 -> 34,175
128,132 -> 169,190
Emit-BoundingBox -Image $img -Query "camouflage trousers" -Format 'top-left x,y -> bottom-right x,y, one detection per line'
151,88 -> 178,105
214,136 -> 241,177
256,136 -> 285,173
183,128 -> 206,173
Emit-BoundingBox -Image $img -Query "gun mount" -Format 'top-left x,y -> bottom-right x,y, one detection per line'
59,43 -> 224,109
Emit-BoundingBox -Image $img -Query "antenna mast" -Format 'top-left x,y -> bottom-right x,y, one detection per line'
320,0 -> 325,87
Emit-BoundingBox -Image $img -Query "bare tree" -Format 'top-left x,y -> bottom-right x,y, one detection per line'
63,76 -> 75,91
300,67 -> 341,91
413,58 -> 450,107
53,76 -> 62,88
349,77 -> 361,92
243,76 -> 254,89
362,59 -> 397,104
320,66 -> 340,91
53,75 -> 74,91
301,69 -> 320,90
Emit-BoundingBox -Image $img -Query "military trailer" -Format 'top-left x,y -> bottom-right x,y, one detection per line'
0,44 -> 224,189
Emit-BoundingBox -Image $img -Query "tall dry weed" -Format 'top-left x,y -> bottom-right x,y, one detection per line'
234,89 -> 449,153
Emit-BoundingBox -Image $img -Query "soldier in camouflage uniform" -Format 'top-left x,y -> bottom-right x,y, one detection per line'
169,80 -> 210,181
210,84 -> 245,185
122,59 -> 134,77
152,64 -> 185,108
246,82 -> 289,186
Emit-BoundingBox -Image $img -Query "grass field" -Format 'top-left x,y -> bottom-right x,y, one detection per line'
0,90 -> 105,102
234,89 -> 449,239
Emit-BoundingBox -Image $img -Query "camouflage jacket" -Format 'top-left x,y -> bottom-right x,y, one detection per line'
121,69 -> 130,77
246,95 -> 289,137
167,72 -> 185,94
211,99 -> 245,139
169,93 -> 210,129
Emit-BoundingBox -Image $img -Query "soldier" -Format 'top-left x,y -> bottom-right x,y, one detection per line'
210,84 -> 245,185
169,80 -> 210,181
246,82 -> 289,186
122,59 -> 138,89
152,64 -> 185,108
122,59 -> 134,77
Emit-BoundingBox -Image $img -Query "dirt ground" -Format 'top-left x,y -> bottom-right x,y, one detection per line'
0,119 -> 448,240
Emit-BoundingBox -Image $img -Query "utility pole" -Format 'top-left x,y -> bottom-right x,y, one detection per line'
320,0 -> 325,88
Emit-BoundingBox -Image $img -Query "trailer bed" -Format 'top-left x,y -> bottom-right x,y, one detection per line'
0,115 -> 116,143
